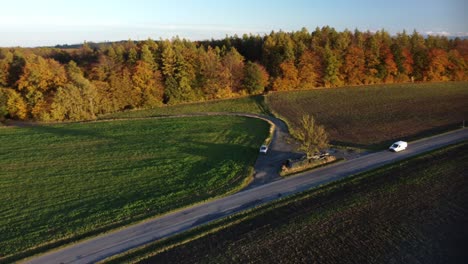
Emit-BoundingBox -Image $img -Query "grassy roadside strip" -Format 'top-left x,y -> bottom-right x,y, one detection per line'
101,141 -> 467,263
262,118 -> 275,147
280,157 -> 343,177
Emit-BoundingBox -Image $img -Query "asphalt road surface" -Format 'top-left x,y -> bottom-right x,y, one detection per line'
25,128 -> 467,264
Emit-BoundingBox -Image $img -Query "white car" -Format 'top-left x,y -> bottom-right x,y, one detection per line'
389,141 -> 408,152
259,145 -> 268,154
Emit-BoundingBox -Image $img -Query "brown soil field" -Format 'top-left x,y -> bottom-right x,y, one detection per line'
267,82 -> 468,148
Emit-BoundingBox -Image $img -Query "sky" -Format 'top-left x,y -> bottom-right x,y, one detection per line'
0,0 -> 466,47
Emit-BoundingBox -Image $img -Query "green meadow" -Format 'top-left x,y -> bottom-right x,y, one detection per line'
0,116 -> 269,258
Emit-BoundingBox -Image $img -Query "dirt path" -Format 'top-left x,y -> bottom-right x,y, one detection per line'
242,114 -> 303,188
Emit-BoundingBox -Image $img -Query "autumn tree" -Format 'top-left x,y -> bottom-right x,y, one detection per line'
323,46 -> 343,87
50,61 -> 99,121
6,52 -> 26,87
291,28 -> 310,60
16,55 -> 67,93
0,49 -> 13,87
294,114 -> 329,158
243,61 -> 269,94
113,45 -> 126,65
334,29 -> 352,56
364,34 -> 381,84
105,68 -> 135,111
90,56 -> 111,82
15,55 -> 67,120
262,31 -> 295,77
272,60 -> 299,91
298,49 -> 322,88
447,49 -> 467,80
163,76 -> 179,104
92,80 -> 112,114
222,47 -> 245,93
142,38 -> 160,64
391,43 -> 414,82
89,45 -> 124,82
69,61 -> 98,113
50,86 -> 82,121
426,48 -> 450,81
161,40 -> 176,78
172,43 -> 196,102
132,60 -> 164,107
410,31 -> 428,81
380,45 -> 398,83
401,48 -> 414,79
127,47 -> 138,67
139,44 -> 156,68
198,46 -> 229,99
76,41 -> 96,67
160,40 -> 197,103
342,45 -> 365,85
0,88 -> 27,119
0,88 -> 8,119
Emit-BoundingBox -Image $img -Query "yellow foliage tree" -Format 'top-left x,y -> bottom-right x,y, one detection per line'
294,114 -> 329,158
132,61 -> 164,107
3,88 -> 28,119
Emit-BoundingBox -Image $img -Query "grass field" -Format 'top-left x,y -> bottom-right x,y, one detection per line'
0,116 -> 269,259
115,142 -> 468,264
99,95 -> 270,119
267,82 -> 468,149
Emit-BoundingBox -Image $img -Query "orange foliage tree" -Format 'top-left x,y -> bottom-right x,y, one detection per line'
426,48 -> 450,81
272,60 -> 299,91
342,45 -> 365,85
298,49 -> 322,89
381,45 -> 398,83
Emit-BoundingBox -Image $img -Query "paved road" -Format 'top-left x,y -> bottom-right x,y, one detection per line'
25,128 -> 467,264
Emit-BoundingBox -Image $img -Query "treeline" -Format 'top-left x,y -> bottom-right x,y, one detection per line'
0,27 -> 467,121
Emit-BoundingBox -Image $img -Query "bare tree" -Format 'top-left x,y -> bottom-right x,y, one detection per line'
295,114 -> 329,158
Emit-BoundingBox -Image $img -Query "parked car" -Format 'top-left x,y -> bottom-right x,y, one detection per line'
259,145 -> 268,154
389,141 -> 408,152
311,152 -> 330,160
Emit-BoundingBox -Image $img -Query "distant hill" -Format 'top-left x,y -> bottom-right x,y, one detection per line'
53,41 -> 127,49
51,35 -> 468,49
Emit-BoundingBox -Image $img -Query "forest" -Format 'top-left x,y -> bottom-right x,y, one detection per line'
0,27 -> 467,121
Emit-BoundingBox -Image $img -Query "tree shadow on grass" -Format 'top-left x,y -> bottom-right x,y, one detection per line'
22,123 -> 108,140
179,140 -> 256,170
176,140 -> 259,191
252,95 -> 273,116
